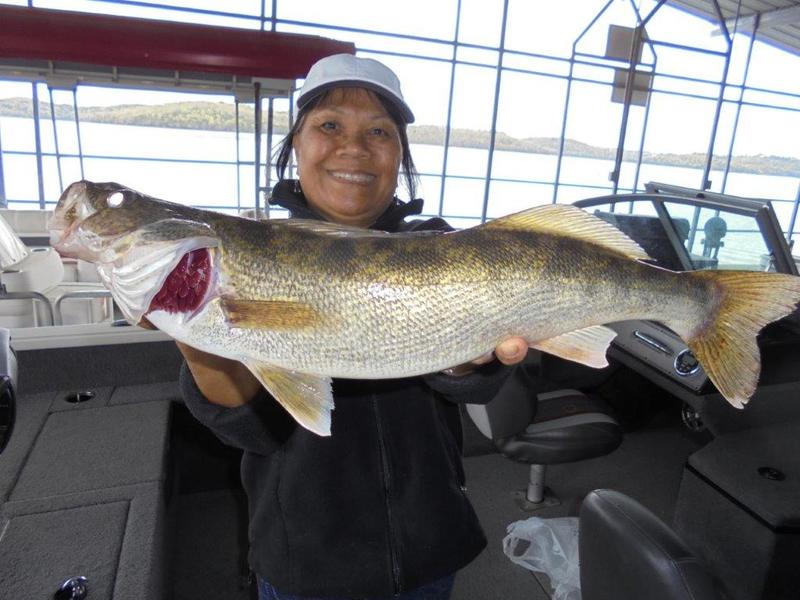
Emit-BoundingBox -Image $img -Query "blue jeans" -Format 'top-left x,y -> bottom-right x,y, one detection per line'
257,575 -> 455,600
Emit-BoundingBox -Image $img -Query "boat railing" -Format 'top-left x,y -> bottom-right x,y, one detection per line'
53,289 -> 114,326
0,290 -> 55,327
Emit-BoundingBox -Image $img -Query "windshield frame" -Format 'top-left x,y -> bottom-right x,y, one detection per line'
574,181 -> 798,276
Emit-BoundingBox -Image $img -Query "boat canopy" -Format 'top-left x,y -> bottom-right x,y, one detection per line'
0,5 -> 355,96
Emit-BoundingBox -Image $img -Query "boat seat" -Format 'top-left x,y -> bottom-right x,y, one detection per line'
580,489 -> 720,600
0,248 -> 64,327
466,366 -> 622,506
1,247 -> 64,294
0,211 -> 113,327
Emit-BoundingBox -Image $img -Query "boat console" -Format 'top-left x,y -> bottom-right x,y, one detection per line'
575,182 -> 800,435
577,183 -> 800,600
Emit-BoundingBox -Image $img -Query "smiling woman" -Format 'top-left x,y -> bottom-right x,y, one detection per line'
274,53 -> 420,227
172,53 -> 529,600
291,88 -> 403,227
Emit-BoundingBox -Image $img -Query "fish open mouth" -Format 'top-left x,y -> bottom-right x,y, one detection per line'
147,248 -> 213,314
49,220 -> 88,259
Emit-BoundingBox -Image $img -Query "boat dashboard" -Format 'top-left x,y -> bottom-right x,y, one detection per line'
574,182 -> 800,435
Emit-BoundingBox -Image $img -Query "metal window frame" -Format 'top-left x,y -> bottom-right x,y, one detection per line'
575,181 -> 798,276
0,0 -> 797,228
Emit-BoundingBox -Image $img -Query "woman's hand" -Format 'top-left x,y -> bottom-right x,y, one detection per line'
443,337 -> 528,376
140,315 -> 260,407
176,341 -> 262,408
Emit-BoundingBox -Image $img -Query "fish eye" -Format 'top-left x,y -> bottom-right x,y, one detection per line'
107,192 -> 125,208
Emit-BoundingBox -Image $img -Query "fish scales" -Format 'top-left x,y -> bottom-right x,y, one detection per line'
48,180 -> 800,436
188,226 -> 705,376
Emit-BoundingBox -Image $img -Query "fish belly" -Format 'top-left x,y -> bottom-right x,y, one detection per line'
150,273 -> 652,379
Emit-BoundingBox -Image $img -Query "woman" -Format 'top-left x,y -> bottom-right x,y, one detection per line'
179,54 -> 528,600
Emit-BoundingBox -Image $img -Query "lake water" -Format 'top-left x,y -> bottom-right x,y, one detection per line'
1,116 -> 798,231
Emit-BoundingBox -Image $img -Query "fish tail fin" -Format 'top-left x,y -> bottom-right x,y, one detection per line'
674,270 -> 800,408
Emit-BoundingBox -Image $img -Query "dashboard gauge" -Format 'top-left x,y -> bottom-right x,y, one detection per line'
674,349 -> 700,376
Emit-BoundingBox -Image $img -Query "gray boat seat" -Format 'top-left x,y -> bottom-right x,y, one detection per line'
580,489 -> 720,600
466,367 -> 622,505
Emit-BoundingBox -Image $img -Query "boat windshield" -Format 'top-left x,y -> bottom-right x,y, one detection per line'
575,185 -> 796,276
660,202 -> 773,272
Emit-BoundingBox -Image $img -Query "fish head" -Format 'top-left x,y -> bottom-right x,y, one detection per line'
50,180 -> 192,262
49,180 -> 128,260
49,180 -> 221,324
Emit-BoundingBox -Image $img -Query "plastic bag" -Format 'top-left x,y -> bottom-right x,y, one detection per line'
502,516 -> 581,600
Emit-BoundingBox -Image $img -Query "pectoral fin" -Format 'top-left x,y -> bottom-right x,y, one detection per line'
222,297 -> 322,330
243,359 -> 334,436
531,325 -> 617,369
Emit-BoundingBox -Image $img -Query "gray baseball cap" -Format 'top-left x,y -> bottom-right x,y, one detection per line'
297,53 -> 415,124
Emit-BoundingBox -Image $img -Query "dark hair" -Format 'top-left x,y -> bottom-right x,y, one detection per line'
274,89 -> 418,200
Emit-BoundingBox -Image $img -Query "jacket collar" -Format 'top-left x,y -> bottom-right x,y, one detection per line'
268,179 -> 424,233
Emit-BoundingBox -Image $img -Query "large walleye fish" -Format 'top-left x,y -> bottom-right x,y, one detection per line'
49,180 -> 800,435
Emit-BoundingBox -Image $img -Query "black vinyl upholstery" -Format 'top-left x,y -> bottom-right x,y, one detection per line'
466,368 -> 622,502
467,363 -> 622,464
580,489 -> 720,600
465,365 -> 623,503
496,391 -> 621,464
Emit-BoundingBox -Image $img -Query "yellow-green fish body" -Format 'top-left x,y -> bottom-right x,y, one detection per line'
49,180 -> 800,435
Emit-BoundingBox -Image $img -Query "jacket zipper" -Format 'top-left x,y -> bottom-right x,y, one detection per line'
436,404 -> 468,494
373,396 -> 402,594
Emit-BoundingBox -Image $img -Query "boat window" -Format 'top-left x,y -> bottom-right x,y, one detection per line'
662,202 -> 773,272
590,200 -> 685,271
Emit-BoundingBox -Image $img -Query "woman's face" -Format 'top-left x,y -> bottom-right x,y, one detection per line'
293,87 -> 403,228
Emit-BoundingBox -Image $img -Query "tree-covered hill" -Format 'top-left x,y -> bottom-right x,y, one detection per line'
1,98 -> 797,177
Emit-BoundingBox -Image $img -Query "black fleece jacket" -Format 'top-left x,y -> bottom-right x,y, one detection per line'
180,180 -> 513,597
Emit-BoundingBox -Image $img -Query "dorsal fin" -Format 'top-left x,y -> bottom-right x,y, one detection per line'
278,219 -> 443,239
484,204 -> 650,261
